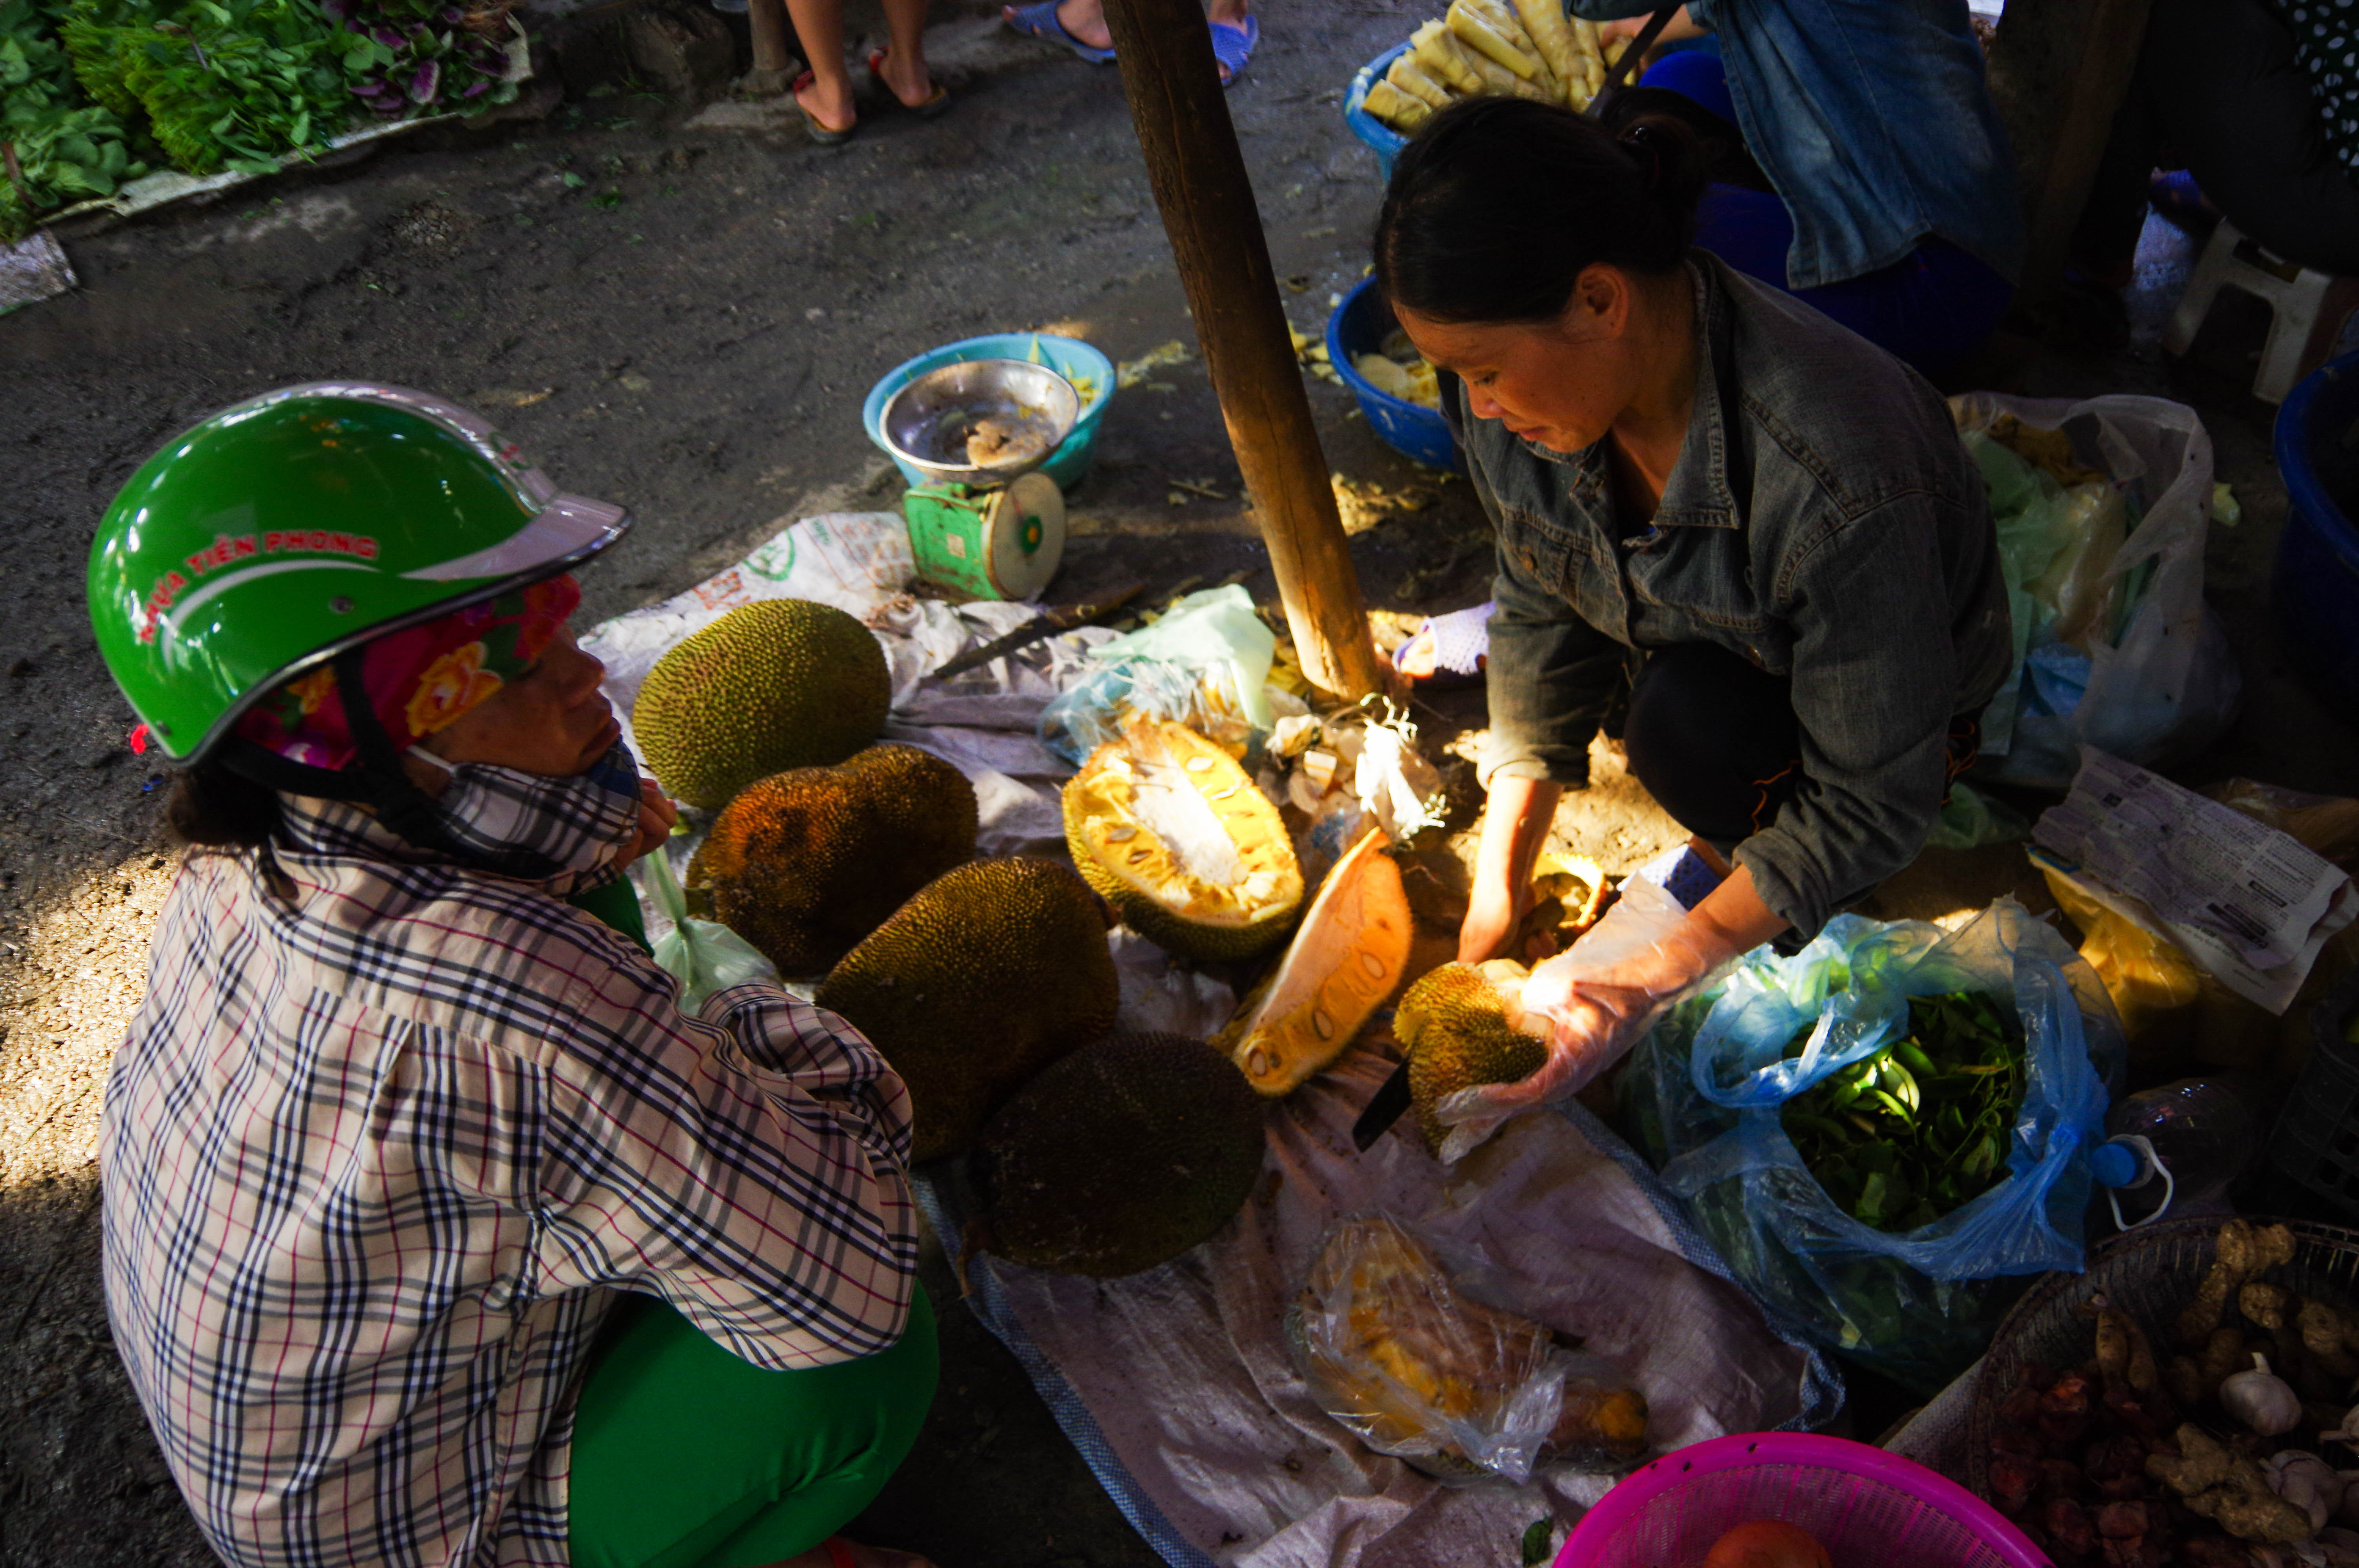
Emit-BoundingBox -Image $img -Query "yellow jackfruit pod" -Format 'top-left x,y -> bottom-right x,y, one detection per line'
1354,352 -> 1419,401
1361,80 -> 1431,134
1506,0 -> 1582,101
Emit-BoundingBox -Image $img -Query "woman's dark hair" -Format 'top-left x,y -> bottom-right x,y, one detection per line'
1375,96 -> 1712,326
166,759 -> 284,851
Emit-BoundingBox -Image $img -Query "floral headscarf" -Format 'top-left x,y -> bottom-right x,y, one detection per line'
236,575 -> 582,770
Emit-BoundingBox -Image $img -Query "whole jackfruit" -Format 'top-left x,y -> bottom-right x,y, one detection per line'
816,858 -> 1119,1162
1063,717 -> 1303,960
686,745 -> 977,978
1397,960 -> 1549,1155
972,1031 -> 1267,1277
632,599 -> 891,810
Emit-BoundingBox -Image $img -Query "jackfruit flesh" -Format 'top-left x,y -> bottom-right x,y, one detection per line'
815,857 -> 1118,1162
972,1031 -> 1267,1278
1397,961 -> 1550,1155
687,744 -> 976,978
1064,717 -> 1303,961
632,599 -> 891,811
1216,828 -> 1411,1097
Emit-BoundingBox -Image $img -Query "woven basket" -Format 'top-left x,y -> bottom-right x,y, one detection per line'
1965,1214 -> 2359,1498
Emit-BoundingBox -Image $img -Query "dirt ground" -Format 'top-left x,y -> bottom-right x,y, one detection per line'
5,5 -> 2359,1563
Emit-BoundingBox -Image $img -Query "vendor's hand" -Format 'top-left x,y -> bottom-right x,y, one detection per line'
627,778 -> 678,863
1457,875 -> 1532,965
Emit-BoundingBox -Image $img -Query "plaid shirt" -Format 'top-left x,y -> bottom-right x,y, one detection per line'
101,794 -> 917,1568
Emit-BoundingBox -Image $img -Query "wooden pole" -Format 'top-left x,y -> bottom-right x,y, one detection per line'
745,0 -> 795,94
1986,0 -> 2154,319
1101,0 -> 1385,702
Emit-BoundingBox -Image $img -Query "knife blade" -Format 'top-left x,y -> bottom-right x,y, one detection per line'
1353,1060 -> 1414,1151
927,580 -> 1147,681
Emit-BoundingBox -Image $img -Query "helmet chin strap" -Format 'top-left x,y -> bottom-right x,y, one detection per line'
217,650 -> 559,878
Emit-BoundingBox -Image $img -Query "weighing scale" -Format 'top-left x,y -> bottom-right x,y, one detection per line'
879,358 -> 1079,602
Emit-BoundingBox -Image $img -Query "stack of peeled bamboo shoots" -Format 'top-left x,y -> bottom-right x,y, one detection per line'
1360,0 -> 1627,132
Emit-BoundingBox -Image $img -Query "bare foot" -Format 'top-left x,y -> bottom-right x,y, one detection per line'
872,45 -> 936,110
757,1541 -> 935,1568
1050,0 -> 1111,50
793,71 -> 857,135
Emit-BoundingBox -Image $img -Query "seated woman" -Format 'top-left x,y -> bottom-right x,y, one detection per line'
1588,0 -> 2024,377
91,385 -> 934,1568
1377,100 -> 2011,1111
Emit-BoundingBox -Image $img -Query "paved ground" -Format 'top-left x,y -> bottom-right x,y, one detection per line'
4,6 -> 2358,1564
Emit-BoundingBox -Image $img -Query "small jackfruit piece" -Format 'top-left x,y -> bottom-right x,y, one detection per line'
1396,960 -> 1550,1155
1410,20 -> 1485,95
1064,717 -> 1304,961
816,858 -> 1119,1162
972,1031 -> 1267,1277
1217,829 -> 1412,1097
1362,78 -> 1432,134
686,745 -> 977,977
1385,53 -> 1452,111
632,599 -> 891,811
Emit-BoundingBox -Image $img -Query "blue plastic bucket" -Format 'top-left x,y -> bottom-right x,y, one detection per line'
1344,42 -> 1412,182
864,333 -> 1115,492
2272,350 -> 2359,720
1327,276 -> 1460,470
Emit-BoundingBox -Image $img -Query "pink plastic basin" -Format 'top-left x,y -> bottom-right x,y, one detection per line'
1555,1433 -> 2048,1567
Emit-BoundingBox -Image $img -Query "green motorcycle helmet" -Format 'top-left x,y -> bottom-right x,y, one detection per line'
89,382 -> 630,765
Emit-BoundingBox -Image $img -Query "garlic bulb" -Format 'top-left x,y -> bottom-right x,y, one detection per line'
2225,1352 -> 2305,1437
2267,1450 -> 2344,1533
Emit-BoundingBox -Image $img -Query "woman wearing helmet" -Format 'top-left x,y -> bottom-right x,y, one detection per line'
89,385 -> 934,1568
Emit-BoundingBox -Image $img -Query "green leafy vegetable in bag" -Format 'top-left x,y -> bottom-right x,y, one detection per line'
1,0 -> 147,240
1777,990 -> 2028,1233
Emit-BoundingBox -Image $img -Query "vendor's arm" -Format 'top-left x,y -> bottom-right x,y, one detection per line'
534,959 -> 920,1371
1737,492 -> 1974,939
1461,775 -> 1561,963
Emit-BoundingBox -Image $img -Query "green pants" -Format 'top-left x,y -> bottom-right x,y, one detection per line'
567,1286 -> 938,1568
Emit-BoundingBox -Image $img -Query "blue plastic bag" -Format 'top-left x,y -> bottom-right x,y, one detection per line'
1624,900 -> 2125,1392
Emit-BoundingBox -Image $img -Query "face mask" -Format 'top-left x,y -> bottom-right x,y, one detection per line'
403,740 -> 645,882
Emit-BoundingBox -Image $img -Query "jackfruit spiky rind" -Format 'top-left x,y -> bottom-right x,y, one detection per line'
1063,720 -> 1304,961
1217,829 -> 1413,1098
816,858 -> 1119,1162
632,600 -> 891,810
973,1031 -> 1267,1277
687,745 -> 978,977
1398,963 -> 1549,1155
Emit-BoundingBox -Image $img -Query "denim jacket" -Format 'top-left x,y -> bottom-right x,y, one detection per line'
1574,0 -> 2025,289
1454,254 -> 2012,938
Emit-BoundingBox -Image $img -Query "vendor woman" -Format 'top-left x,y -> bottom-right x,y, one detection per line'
1380,101 -> 2011,1109
89,385 -> 934,1568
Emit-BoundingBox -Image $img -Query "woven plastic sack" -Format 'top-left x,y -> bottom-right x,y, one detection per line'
1951,393 -> 2241,790
1623,900 -> 2125,1393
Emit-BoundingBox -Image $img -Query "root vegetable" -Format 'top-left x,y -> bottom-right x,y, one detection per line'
2179,1220 -> 2297,1348
2302,1299 -> 2359,1379
2151,1424 -> 2317,1544
2094,1306 -> 2161,1396
2200,1327 -> 2251,1393
2165,1354 -> 2209,1408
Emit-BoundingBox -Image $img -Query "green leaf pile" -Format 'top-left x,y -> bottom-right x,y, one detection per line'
1779,990 -> 2028,1233
61,0 -> 349,174
1,0 -> 147,240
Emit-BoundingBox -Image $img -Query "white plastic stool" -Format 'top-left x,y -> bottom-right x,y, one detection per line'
2164,219 -> 2359,404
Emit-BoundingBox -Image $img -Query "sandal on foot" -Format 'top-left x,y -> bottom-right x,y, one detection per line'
791,70 -> 856,143
1208,13 -> 1256,85
1001,0 -> 1115,64
866,47 -> 951,117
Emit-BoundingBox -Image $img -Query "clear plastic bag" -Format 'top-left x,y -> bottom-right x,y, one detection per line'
1285,1214 -> 1648,1485
1038,586 -> 1276,765
638,844 -> 780,1013
1624,900 -> 2126,1392
1951,393 -> 2241,789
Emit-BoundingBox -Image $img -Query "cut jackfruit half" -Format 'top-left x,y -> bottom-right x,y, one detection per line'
1217,827 -> 1412,1097
1064,717 -> 1304,960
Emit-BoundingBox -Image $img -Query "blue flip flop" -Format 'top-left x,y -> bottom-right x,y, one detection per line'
1208,13 -> 1257,85
1003,0 -> 1116,64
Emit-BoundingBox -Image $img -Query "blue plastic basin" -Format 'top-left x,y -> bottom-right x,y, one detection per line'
2273,350 -> 2359,721
864,333 -> 1115,493
1327,276 -> 1460,471
1344,41 -> 1412,182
